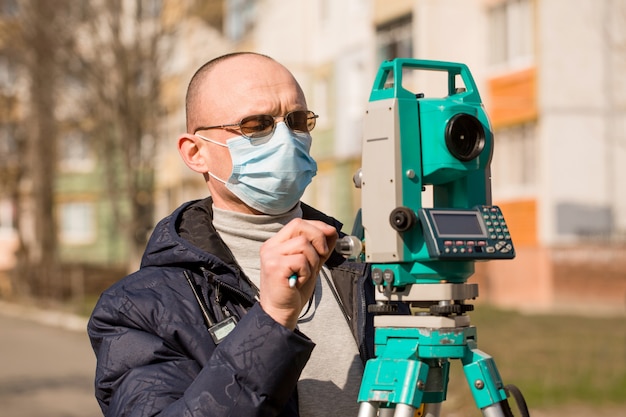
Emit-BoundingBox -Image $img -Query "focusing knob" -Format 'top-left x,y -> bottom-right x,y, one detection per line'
389,207 -> 417,232
353,168 -> 362,189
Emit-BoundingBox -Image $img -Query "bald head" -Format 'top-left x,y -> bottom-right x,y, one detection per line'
185,52 -> 307,133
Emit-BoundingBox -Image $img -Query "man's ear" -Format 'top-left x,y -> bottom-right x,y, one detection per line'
178,133 -> 209,173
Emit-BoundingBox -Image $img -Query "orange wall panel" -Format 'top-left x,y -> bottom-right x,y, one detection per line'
487,67 -> 538,128
497,199 -> 538,247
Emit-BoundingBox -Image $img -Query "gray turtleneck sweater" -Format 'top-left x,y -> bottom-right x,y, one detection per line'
212,204 -> 363,416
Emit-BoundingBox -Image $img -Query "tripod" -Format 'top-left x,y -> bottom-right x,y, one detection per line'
357,283 -> 528,417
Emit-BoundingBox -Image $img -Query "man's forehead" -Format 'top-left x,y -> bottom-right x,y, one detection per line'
200,56 -> 305,113
206,55 -> 293,89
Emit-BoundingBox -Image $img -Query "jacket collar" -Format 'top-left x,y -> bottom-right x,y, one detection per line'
141,197 -> 346,271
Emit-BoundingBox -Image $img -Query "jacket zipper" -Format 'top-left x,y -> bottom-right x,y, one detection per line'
200,266 -> 258,305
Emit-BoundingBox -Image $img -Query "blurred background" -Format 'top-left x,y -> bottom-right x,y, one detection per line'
0,0 -> 624,416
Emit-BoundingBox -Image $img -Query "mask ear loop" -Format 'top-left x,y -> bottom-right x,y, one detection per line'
195,134 -> 231,184
207,171 -> 227,185
196,134 -> 228,148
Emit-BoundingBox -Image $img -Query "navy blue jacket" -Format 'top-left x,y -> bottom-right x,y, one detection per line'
88,198 -> 373,417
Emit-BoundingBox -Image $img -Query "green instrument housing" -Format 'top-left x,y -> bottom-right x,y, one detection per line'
360,58 -> 496,286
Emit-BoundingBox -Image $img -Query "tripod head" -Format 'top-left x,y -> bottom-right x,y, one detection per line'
354,59 -> 514,293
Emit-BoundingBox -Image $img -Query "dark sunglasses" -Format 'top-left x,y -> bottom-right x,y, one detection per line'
194,110 -> 318,139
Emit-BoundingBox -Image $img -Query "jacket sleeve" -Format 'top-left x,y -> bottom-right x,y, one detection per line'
88,292 -> 314,417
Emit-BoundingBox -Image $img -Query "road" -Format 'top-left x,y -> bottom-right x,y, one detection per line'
0,304 -> 102,417
1,303 -> 624,417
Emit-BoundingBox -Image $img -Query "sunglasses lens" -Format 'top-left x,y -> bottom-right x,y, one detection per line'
240,115 -> 275,138
286,111 -> 316,133
239,111 -> 317,138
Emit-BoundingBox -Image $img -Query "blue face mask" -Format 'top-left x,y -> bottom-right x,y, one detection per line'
197,122 -> 318,215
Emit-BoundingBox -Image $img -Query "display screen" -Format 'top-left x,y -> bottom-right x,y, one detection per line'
431,211 -> 487,237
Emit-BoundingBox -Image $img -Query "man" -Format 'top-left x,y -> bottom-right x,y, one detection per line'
88,52 -> 373,417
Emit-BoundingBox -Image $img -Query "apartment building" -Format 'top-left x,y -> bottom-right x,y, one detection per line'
1,0 -> 623,312
221,0 -> 626,313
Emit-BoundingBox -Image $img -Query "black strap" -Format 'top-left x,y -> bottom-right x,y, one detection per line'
184,270 -> 216,330
321,267 -> 350,326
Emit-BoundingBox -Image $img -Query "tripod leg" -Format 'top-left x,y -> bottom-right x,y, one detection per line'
461,342 -> 509,417
481,404 -> 511,417
357,403 -> 409,417
423,402 -> 442,417
393,403 -> 417,417
357,338 -> 430,412
358,402 -> 378,417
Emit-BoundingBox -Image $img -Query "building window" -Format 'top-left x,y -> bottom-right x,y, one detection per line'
59,202 -> 95,245
335,51 -> 369,158
0,124 -> 17,161
488,0 -> 534,68
58,130 -> 94,172
313,78 -> 330,129
0,55 -> 15,86
0,0 -> 18,17
139,0 -> 162,19
225,0 -> 257,42
0,198 -> 14,237
491,122 -> 537,195
376,15 -> 413,63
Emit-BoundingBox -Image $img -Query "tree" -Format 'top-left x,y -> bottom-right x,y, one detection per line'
0,0 -> 172,300
69,0 -> 169,270
0,0 -> 76,299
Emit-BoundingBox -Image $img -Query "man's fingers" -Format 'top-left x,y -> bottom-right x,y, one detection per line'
276,219 -> 338,257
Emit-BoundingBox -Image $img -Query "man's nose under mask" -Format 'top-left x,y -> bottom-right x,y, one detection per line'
197,122 -> 318,215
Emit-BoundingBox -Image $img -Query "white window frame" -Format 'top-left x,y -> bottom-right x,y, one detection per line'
491,122 -> 538,198
0,198 -> 14,238
58,130 -> 95,172
488,0 -> 534,70
59,201 -> 96,245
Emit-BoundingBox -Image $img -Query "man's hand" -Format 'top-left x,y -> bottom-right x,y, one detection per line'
259,219 -> 338,330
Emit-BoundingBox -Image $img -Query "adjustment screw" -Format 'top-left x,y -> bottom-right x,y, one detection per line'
372,268 -> 384,285
474,380 -> 485,390
417,380 -> 425,391
383,269 -> 395,284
